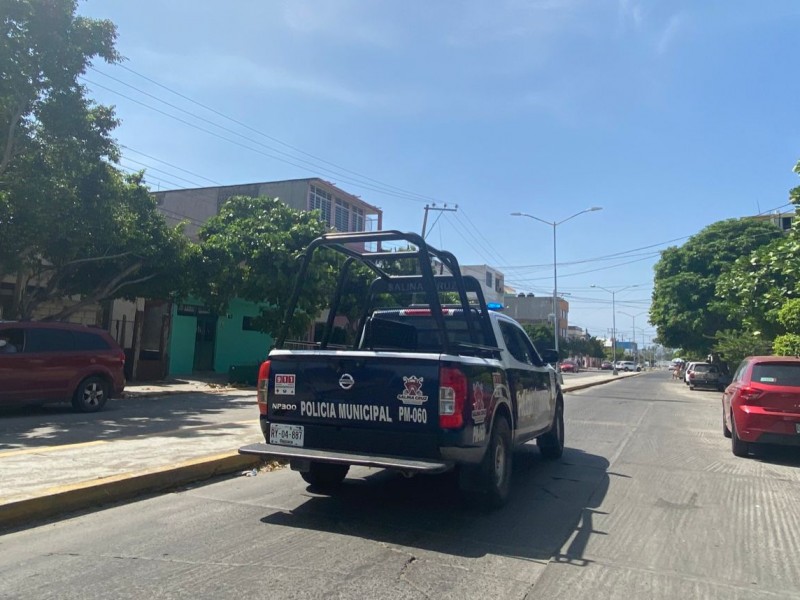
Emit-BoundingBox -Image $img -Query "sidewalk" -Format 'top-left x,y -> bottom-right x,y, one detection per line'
0,371 -> 639,530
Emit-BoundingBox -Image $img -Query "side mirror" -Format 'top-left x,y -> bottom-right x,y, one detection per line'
540,349 -> 559,365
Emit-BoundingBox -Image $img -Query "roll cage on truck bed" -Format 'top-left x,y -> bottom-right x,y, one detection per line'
275,229 -> 500,357
240,230 -> 564,507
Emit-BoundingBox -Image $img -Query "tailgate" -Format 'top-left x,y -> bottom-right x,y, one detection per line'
267,351 -> 441,432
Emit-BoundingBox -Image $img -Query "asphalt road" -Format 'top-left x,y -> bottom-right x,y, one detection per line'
1,372 -> 799,599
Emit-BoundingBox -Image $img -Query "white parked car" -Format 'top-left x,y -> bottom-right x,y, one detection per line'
616,361 -> 641,372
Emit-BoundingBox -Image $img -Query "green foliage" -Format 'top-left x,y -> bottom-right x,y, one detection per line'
650,218 -> 783,355
771,298 -> 800,355
0,1 -> 190,320
522,322 -> 554,353
562,334 -> 606,359
772,334 -> 800,356
713,330 -> 772,371
717,165 -> 800,339
193,196 -> 331,338
777,298 -> 800,333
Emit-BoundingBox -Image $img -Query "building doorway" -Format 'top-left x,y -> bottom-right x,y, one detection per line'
193,314 -> 217,371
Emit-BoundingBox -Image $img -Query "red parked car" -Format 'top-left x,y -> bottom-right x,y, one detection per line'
0,321 -> 126,412
559,360 -> 579,373
722,356 -> 800,457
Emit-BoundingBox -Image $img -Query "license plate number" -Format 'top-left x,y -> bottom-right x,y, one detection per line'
270,423 -> 304,447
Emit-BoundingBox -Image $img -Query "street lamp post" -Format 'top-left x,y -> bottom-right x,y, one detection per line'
512,207 -> 602,356
619,311 -> 647,365
591,284 -> 638,375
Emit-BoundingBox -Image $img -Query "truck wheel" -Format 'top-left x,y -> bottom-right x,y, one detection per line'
300,462 -> 350,490
537,398 -> 564,459
730,412 -> 749,458
480,417 -> 512,509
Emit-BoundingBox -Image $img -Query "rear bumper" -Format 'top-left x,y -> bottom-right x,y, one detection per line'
734,406 -> 800,444
256,417 -> 486,466
239,443 -> 453,474
689,378 -> 720,388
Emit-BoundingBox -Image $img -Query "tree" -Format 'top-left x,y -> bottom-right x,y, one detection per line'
716,161 -> 800,341
0,2 -> 191,320
1,1 -> 120,179
650,218 -> 783,355
522,322 -> 555,354
192,196 -> 333,339
771,299 -> 800,356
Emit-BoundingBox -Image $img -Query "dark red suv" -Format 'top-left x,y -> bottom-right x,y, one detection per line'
0,321 -> 126,412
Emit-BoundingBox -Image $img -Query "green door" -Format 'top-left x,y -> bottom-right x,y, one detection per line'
193,315 -> 217,372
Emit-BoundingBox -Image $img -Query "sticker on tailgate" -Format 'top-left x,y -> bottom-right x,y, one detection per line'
275,374 -> 296,395
397,376 -> 429,405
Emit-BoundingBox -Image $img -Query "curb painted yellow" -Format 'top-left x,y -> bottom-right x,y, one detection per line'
0,452 -> 262,531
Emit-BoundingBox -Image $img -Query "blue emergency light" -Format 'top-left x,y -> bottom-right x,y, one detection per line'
487,302 -> 504,311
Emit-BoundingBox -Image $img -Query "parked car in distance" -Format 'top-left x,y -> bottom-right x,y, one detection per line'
722,356 -> 800,457
0,321 -> 125,412
559,360 -> 579,373
600,361 -> 614,370
683,361 -> 699,385
616,361 -> 640,372
687,362 -> 721,391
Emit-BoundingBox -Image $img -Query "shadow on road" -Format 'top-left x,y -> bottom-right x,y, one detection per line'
260,445 -> 613,565
0,391 -> 256,450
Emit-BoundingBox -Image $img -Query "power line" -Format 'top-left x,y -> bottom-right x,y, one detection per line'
86,68 -> 432,204
113,64 -> 437,203
121,145 -> 223,186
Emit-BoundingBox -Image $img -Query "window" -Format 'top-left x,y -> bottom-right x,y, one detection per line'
334,198 -> 350,231
752,362 -> 800,386
242,316 -> 258,331
26,328 -> 74,352
308,185 -> 332,225
495,275 -> 503,293
352,206 -> 364,232
485,272 -> 493,288
0,327 -> 24,353
499,321 -> 536,365
74,331 -> 111,351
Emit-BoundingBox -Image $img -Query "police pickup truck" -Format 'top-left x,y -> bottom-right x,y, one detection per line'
239,230 -> 564,507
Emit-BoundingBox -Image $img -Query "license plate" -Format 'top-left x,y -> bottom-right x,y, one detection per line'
269,423 -> 304,447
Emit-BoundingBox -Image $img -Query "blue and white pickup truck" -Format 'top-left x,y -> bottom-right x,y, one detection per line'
240,231 -> 564,507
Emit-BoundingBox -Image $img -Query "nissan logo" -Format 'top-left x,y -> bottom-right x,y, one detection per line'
339,373 -> 355,390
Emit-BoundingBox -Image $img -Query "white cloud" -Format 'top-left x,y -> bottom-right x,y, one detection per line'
655,13 -> 686,56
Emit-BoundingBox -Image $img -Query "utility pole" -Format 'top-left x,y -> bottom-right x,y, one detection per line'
421,203 -> 458,239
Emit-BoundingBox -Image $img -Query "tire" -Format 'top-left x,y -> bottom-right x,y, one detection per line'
722,406 -> 731,438
72,376 -> 109,413
689,385 -> 695,391
537,398 -> 565,460
730,411 -> 749,457
479,417 -> 513,509
300,462 -> 349,490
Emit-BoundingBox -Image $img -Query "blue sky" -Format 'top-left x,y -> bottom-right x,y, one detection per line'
78,0 -> 800,344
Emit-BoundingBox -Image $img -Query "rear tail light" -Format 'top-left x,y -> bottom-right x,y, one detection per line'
439,366 -> 467,429
257,360 -> 271,415
738,386 -> 764,405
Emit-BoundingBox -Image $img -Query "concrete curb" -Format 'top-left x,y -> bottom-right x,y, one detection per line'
0,452 -> 262,531
563,371 -> 640,393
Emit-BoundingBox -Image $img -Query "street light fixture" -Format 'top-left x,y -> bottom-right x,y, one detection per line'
619,311 -> 647,365
591,284 -> 638,375
511,207 -> 602,356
